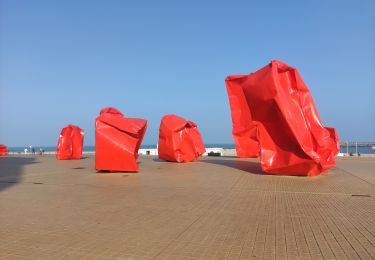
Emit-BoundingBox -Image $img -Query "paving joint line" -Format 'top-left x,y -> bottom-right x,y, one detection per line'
335,166 -> 375,188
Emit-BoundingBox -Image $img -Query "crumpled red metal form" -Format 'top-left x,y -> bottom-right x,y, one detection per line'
56,125 -> 84,160
0,144 -> 8,156
158,114 -> 206,162
226,60 -> 339,176
95,107 -> 147,172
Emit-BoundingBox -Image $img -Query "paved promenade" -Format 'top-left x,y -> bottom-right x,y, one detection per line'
0,155 -> 374,259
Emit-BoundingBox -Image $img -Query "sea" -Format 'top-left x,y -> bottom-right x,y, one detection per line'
7,144 -> 375,154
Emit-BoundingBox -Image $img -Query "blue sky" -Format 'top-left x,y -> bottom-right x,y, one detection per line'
0,0 -> 374,146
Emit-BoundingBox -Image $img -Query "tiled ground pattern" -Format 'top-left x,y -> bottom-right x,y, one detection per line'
0,156 -> 374,259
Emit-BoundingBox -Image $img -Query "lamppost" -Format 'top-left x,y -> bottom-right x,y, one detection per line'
355,142 -> 358,156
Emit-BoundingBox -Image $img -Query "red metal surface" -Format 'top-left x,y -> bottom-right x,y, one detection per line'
56,125 -> 84,160
0,144 -> 8,156
95,107 -> 147,172
158,114 -> 206,162
225,60 -> 339,176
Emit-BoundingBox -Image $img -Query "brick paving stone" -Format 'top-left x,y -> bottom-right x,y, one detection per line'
0,155 -> 374,259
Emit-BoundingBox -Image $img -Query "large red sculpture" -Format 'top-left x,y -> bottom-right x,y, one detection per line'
0,144 -> 8,156
95,107 -> 147,172
226,60 -> 339,176
158,114 -> 206,162
56,125 -> 84,160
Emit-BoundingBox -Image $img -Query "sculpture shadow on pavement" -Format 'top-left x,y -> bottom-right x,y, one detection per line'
0,157 -> 40,192
201,158 -> 265,175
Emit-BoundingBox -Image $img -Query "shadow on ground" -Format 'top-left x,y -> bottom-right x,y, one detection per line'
0,156 -> 39,191
201,158 -> 265,175
152,156 -> 265,175
152,158 -> 170,163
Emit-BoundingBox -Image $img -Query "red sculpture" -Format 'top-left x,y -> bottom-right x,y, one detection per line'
226,60 -> 339,176
56,125 -> 84,160
0,144 -> 8,156
95,107 -> 147,172
158,114 -> 206,162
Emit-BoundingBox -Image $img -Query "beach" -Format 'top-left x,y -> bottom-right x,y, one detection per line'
0,155 -> 374,259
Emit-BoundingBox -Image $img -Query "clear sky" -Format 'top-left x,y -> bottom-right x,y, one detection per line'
0,0 -> 374,147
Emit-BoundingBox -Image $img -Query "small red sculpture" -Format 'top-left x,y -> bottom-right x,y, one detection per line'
158,114 -> 206,162
95,107 -> 147,172
56,125 -> 84,160
0,144 -> 8,156
226,60 -> 339,176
